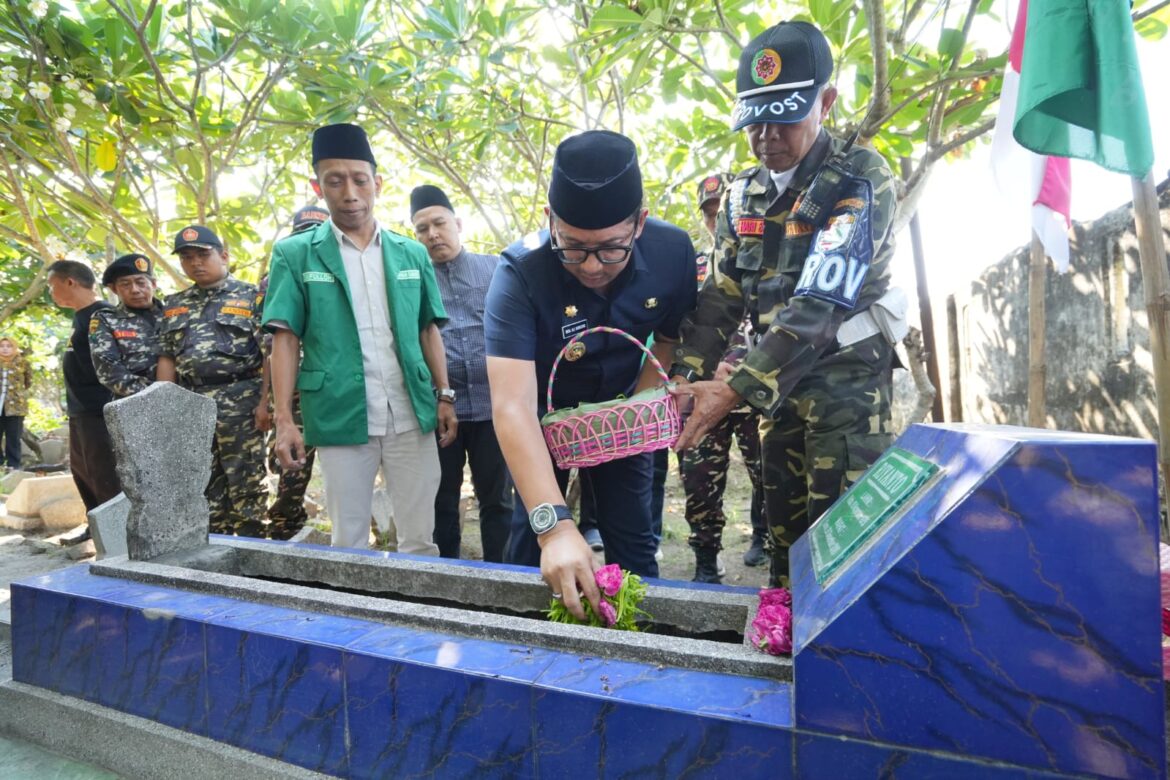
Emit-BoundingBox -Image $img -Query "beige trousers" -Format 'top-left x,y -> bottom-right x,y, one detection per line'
317,429 -> 440,554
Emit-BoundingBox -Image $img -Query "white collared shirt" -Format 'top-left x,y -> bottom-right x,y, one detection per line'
332,222 -> 418,436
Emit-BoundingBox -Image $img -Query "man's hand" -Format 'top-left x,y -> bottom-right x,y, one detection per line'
254,403 -> 273,433
670,380 -> 742,450
540,522 -> 601,620
274,419 -> 307,470
436,402 -> 458,447
713,360 -> 736,382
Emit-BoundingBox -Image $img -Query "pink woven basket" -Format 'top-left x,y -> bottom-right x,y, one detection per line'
541,326 -> 681,470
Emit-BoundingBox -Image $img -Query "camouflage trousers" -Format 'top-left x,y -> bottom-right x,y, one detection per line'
680,406 -> 766,551
761,334 -> 895,587
207,413 -> 268,537
266,433 -> 316,540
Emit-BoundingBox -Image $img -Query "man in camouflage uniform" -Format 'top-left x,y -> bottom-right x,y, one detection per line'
90,253 -> 164,399
681,174 -> 768,583
671,21 -> 905,587
157,225 -> 271,537
261,205 -> 328,539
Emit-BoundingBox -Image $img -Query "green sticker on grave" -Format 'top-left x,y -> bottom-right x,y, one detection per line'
809,447 -> 939,585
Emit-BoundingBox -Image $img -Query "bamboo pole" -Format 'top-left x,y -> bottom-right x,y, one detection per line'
946,294 -> 963,421
902,159 -> 944,421
1026,233 -> 1047,428
1131,172 -> 1170,521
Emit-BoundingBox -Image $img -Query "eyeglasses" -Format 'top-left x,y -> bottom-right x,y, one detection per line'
549,219 -> 639,265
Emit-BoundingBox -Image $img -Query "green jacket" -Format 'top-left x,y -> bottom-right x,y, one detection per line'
262,222 -> 447,447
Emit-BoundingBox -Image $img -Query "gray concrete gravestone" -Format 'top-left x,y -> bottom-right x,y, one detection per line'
102,382 -> 215,560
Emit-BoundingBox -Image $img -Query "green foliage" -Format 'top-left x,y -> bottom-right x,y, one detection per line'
5,0 -> 1145,326
24,397 -> 65,437
546,569 -> 652,631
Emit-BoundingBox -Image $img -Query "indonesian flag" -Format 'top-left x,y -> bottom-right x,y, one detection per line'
990,0 -> 1071,273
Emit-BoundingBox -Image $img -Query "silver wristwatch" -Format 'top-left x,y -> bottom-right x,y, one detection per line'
529,503 -> 573,535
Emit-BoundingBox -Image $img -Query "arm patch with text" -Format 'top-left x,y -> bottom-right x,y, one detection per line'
793,176 -> 875,310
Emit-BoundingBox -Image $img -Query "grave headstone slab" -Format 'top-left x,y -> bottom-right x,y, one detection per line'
4,474 -> 80,517
89,493 -> 130,559
103,382 -> 215,560
38,497 -> 88,531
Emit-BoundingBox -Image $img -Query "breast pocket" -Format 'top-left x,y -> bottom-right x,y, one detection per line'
214,312 -> 258,358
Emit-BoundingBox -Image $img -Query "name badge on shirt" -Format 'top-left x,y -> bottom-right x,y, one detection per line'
302,271 -> 335,283
397,269 -> 421,281
736,217 -> 766,237
561,319 -> 588,340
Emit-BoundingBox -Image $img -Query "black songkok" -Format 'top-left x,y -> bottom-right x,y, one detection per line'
409,185 -> 454,218
548,130 -> 643,230
311,123 -> 377,169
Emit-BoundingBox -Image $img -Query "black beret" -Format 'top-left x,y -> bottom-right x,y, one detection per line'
731,21 -> 833,131
102,253 -> 153,286
312,123 -> 376,169
548,130 -> 643,230
409,185 -> 454,218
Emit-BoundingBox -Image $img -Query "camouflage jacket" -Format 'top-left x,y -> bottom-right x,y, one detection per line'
89,300 -> 164,398
0,355 -> 32,416
674,130 -> 897,417
160,276 -> 265,416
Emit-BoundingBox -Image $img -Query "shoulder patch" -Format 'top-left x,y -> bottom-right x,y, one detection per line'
793,175 -> 875,311
88,318 -> 99,334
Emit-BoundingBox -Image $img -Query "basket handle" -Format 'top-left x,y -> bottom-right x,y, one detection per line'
546,326 -> 671,414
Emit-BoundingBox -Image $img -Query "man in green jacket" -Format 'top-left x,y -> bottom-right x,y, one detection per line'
262,123 -> 456,552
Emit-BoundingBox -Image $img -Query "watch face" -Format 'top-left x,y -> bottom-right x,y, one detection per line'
529,503 -> 559,535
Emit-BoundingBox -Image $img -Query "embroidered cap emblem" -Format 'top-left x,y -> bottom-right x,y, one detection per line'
134,257 -> 148,272
181,228 -> 199,241
751,49 -> 781,86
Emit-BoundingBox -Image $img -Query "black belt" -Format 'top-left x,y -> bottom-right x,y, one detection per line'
184,370 -> 260,388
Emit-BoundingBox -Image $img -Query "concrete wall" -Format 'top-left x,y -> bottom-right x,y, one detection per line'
949,178 -> 1170,437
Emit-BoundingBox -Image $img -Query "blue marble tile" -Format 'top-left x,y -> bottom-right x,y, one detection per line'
205,624 -> 349,776
535,653 -> 791,728
793,731 -> 1068,779
347,625 -> 559,684
208,599 -> 378,649
10,584 -> 98,701
344,651 -> 536,779
532,684 -> 790,777
792,424 -> 1019,653
91,602 -> 207,734
793,431 -> 1164,778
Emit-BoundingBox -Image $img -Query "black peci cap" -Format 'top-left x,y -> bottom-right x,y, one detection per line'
731,21 -> 833,131
548,130 -> 643,230
102,253 -> 152,286
311,123 -> 377,169
409,185 -> 454,218
172,225 -> 223,253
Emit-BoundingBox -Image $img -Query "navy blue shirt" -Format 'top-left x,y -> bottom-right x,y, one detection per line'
484,217 -> 697,411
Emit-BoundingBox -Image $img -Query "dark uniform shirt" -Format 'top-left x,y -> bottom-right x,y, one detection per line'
674,130 -> 897,416
485,218 -> 697,410
160,276 -> 265,417
89,300 -> 164,398
64,300 -> 114,416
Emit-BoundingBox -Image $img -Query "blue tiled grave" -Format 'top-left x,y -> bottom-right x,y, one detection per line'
8,424 -> 1163,778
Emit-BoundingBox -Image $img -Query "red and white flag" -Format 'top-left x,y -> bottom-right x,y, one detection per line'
990,0 -> 1072,272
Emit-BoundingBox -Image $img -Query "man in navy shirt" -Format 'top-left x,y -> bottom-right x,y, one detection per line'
485,130 -> 696,619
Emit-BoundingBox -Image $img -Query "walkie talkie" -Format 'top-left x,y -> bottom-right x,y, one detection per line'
793,128 -> 859,229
